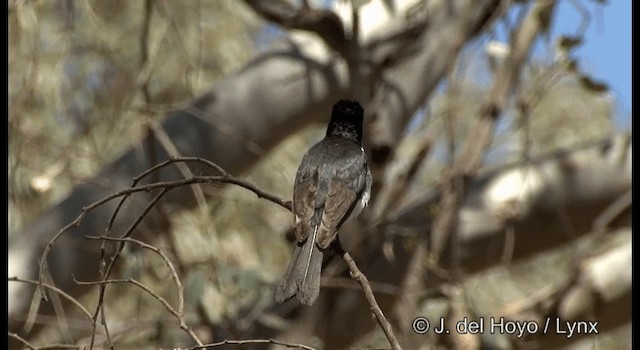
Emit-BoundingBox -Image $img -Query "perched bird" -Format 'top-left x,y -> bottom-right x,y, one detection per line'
275,99 -> 372,305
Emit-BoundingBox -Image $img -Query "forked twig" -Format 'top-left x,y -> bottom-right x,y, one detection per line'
73,276 -> 203,347
35,156 -> 399,349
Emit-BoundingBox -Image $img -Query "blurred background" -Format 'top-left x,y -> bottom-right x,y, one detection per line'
8,0 -> 631,349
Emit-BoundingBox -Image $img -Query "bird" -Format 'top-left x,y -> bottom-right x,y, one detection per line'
275,99 -> 372,306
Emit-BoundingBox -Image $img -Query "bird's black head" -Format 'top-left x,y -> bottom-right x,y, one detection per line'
326,99 -> 364,144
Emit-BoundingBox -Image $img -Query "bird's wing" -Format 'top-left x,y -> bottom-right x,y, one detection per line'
316,144 -> 370,249
316,177 -> 358,249
292,169 -> 318,243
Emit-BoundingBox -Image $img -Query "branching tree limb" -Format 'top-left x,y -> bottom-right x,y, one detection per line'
29,156 -> 402,349
9,0 -> 630,349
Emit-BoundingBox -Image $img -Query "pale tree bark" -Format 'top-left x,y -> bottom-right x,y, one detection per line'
8,0 -> 630,349
293,133 -> 630,349
9,0 -> 505,319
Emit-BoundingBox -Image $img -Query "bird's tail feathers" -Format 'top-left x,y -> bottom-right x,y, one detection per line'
275,226 -> 323,305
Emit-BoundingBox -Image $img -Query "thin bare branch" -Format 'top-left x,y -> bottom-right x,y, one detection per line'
33,156 -> 291,349
593,189 -> 632,236
84,235 -> 185,316
146,120 -> 209,215
334,242 -> 404,350
73,276 -> 203,347
185,338 -> 316,350
8,332 -> 81,350
89,187 -> 169,350
458,0 -> 555,175
9,332 -> 37,350
8,277 -> 93,322
37,157 -> 291,298
432,0 -> 555,262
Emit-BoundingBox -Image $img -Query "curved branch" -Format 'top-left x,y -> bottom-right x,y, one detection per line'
73,277 -> 204,347
334,241 -> 404,350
